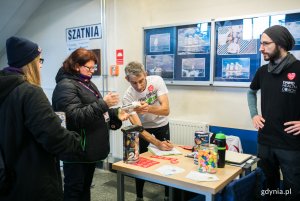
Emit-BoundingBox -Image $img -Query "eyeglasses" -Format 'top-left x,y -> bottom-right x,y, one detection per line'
39,58 -> 44,64
82,65 -> 97,72
260,41 -> 274,47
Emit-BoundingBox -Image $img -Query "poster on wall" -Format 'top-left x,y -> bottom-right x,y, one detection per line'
150,33 -> 171,52
217,25 -> 257,55
144,22 -> 211,85
145,54 -> 174,79
177,26 -> 210,55
181,58 -> 206,78
221,58 -> 250,80
214,18 -> 265,86
214,12 -> 300,87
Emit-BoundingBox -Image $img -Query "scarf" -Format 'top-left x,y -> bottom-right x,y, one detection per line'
268,53 -> 297,74
79,73 -> 92,82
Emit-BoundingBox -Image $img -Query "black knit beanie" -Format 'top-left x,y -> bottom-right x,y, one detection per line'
6,36 -> 41,68
263,25 -> 295,51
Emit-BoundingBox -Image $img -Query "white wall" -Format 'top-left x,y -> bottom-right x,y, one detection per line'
105,0 -> 300,130
1,0 -> 299,131
0,0 -> 105,100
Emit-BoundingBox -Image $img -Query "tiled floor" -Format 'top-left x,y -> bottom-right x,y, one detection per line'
90,168 -> 165,201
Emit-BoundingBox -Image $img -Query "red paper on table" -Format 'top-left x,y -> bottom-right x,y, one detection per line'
131,157 -> 160,168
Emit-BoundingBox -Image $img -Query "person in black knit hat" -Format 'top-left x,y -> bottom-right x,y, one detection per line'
0,36 -> 83,201
247,25 -> 300,201
6,36 -> 41,68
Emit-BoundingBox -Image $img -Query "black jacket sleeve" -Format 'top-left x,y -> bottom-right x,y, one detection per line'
108,108 -> 122,130
23,85 -> 82,155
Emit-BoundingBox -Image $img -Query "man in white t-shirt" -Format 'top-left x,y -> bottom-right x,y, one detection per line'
123,61 -> 173,201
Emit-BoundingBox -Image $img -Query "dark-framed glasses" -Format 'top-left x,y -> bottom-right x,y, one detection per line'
83,65 -> 97,72
39,58 -> 44,64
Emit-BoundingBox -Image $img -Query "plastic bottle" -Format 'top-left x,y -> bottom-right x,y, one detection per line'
214,132 -> 226,168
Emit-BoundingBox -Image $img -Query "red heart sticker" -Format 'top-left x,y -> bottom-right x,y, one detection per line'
287,73 -> 296,80
148,85 -> 154,92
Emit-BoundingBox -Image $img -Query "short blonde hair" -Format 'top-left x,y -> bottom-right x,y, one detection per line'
22,56 -> 41,86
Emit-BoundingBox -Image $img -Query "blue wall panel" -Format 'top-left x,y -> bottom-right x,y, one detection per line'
210,126 -> 258,155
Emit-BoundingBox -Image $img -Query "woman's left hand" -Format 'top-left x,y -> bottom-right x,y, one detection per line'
104,92 -> 119,107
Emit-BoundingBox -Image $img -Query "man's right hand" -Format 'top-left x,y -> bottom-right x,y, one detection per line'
157,140 -> 174,151
134,101 -> 149,114
252,115 -> 265,129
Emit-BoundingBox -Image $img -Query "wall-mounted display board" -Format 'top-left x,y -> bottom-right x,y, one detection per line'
144,22 -> 212,85
213,11 -> 300,87
144,10 -> 300,87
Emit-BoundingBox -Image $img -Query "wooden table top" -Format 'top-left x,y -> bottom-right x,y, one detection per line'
112,146 -> 242,194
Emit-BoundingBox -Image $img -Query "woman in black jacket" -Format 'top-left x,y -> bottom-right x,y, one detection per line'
52,48 -> 128,201
0,37 -> 82,201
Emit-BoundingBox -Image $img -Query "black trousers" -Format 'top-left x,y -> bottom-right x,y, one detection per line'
136,123 -> 170,198
63,162 -> 96,201
258,144 -> 300,201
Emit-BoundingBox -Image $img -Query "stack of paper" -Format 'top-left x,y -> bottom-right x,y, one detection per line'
148,144 -> 182,156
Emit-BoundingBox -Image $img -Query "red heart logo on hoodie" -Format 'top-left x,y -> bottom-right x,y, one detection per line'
287,73 -> 296,80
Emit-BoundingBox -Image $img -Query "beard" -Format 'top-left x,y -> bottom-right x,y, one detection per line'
264,45 -> 281,63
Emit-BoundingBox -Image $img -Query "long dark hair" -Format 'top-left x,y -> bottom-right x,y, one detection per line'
62,48 -> 98,74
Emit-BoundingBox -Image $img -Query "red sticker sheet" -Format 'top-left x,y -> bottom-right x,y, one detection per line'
131,157 -> 160,168
150,155 -> 179,164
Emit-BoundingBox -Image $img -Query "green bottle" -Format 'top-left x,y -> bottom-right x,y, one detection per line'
215,132 -> 226,168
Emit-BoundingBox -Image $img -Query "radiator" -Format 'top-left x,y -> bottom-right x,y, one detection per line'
169,119 -> 209,145
109,119 -> 209,159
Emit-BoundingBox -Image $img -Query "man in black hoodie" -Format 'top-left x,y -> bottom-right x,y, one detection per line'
247,25 -> 300,201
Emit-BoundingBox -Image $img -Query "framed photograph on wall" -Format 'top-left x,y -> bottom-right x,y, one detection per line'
213,10 -> 300,87
213,18 -> 260,87
144,22 -> 212,85
174,23 -> 211,84
144,27 -> 176,81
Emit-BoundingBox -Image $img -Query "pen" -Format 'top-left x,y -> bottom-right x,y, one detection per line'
164,138 -> 170,143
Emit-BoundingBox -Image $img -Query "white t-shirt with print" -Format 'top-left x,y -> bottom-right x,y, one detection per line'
123,75 -> 169,128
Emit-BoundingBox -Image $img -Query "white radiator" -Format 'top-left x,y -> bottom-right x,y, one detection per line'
169,119 -> 209,145
109,119 -> 209,159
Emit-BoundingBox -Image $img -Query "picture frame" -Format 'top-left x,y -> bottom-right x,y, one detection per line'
143,9 -> 300,87
144,21 -> 212,86
213,10 -> 300,87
